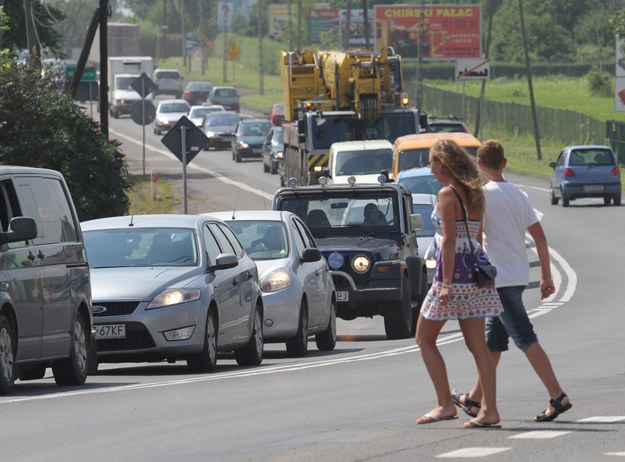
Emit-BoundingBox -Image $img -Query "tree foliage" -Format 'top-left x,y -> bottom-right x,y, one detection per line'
0,54 -> 130,221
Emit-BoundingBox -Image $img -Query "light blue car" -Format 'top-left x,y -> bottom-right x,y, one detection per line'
395,167 -> 444,196
549,145 -> 621,207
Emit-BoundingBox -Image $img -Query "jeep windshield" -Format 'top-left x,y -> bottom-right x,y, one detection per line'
279,192 -> 399,237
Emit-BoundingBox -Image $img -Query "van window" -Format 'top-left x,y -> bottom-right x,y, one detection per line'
0,181 -> 22,232
17,177 -> 78,244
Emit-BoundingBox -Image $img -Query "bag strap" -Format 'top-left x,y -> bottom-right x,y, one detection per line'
448,185 -> 478,260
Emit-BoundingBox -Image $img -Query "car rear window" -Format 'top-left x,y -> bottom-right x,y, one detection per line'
156,71 -> 181,79
569,149 -> 615,166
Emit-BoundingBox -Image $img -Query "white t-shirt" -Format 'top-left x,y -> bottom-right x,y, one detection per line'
482,181 -> 540,288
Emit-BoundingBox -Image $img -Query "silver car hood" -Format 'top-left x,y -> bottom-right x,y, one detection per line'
90,266 -> 198,300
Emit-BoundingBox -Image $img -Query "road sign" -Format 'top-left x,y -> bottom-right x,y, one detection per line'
456,59 -> 490,80
131,72 -> 158,99
228,42 -> 241,60
65,65 -> 97,82
161,116 -> 209,165
131,100 -> 156,125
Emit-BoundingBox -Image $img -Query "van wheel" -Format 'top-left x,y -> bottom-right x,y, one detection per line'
286,301 -> 308,357
384,278 -> 412,340
0,314 -> 17,395
235,303 -> 263,366
187,309 -> 218,373
614,194 -> 621,206
52,311 -> 89,386
604,196 -> 612,206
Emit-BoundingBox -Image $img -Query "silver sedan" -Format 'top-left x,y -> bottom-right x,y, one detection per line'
210,210 -> 337,357
81,214 -> 264,372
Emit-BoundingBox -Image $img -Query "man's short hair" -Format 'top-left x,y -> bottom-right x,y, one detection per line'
477,140 -> 505,169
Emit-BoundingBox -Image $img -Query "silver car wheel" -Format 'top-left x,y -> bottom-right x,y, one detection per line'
73,319 -> 88,373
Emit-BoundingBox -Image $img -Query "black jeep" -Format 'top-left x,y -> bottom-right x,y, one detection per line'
272,178 -> 427,339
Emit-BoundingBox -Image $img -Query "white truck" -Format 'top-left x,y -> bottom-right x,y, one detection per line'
323,139 -> 394,184
107,56 -> 154,118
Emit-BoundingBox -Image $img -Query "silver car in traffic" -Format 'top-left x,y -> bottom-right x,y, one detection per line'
210,210 -> 337,357
81,214 -> 264,372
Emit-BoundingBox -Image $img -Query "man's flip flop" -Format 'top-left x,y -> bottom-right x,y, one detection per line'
464,419 -> 502,429
451,392 -> 481,418
416,415 -> 459,425
535,392 -> 572,422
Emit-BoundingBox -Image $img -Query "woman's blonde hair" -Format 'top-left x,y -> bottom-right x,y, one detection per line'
430,139 -> 485,211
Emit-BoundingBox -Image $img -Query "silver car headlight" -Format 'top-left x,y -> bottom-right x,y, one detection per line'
275,151 -> 284,159
426,257 -> 437,269
351,255 -> 371,273
157,117 -> 169,125
147,288 -> 202,309
239,142 -> 249,149
260,269 -> 291,293
205,130 -> 215,137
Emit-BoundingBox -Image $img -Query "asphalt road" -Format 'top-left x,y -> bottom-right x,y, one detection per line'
1,110 -> 624,461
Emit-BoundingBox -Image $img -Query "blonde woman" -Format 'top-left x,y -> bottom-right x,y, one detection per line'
415,139 -> 502,428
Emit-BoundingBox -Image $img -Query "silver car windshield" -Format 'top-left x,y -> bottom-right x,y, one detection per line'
84,228 -> 198,267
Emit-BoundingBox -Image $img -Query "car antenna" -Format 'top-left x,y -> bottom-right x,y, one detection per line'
231,184 -> 241,220
129,214 -> 135,227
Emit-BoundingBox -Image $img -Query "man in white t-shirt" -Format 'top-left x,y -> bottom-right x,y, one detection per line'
451,140 -> 572,422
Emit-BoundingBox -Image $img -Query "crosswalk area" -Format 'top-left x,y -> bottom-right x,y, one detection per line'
435,416 -> 625,459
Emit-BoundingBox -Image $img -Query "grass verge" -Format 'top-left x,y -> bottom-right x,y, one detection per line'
127,174 -> 176,214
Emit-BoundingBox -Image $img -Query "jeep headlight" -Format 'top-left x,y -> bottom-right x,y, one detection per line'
328,252 -> 344,270
351,255 -> 371,273
426,257 -> 437,269
239,142 -> 249,149
275,151 -> 284,159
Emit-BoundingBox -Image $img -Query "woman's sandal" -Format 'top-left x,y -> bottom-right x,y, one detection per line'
535,392 -> 572,422
451,392 -> 481,418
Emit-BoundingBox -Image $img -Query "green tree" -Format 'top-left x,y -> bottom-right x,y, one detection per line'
0,54 -> 130,220
0,0 -> 66,55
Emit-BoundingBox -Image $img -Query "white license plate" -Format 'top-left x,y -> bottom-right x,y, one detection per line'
583,185 -> 604,192
94,324 -> 126,339
336,291 -> 349,302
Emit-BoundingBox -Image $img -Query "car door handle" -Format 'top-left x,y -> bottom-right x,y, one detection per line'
232,279 -> 238,286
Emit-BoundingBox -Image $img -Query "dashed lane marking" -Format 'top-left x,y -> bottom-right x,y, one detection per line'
437,447 -> 511,458
509,430 -> 571,439
577,416 -> 625,423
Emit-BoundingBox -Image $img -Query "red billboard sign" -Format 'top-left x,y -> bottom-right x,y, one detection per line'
375,4 -> 481,60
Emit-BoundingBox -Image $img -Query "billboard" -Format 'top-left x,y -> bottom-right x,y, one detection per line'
269,4 -> 291,40
374,4 -> 481,60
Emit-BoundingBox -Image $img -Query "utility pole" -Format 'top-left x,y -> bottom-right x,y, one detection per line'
297,0 -> 301,51
23,0 -> 40,59
223,4 -> 229,82
519,0 -> 542,160
362,0 -> 369,50
258,0 -> 264,95
99,0 -> 109,138
415,0 -> 425,110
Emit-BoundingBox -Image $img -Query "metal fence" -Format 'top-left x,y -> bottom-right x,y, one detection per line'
421,85 -> 607,148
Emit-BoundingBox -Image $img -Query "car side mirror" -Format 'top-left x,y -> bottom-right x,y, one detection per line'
410,214 -> 423,231
549,162 -> 556,169
208,253 -> 238,271
0,216 -> 38,244
301,247 -> 322,263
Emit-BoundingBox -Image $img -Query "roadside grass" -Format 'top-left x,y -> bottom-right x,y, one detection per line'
425,76 -> 615,121
127,174 -> 175,214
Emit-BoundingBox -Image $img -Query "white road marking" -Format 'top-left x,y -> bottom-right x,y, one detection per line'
605,452 -> 625,457
577,416 -> 625,423
437,447 -> 511,458
509,430 -> 571,439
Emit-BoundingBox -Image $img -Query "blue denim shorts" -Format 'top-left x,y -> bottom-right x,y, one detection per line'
486,286 -> 538,352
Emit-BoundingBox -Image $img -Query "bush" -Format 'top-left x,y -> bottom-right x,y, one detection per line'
586,65 -> 613,97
